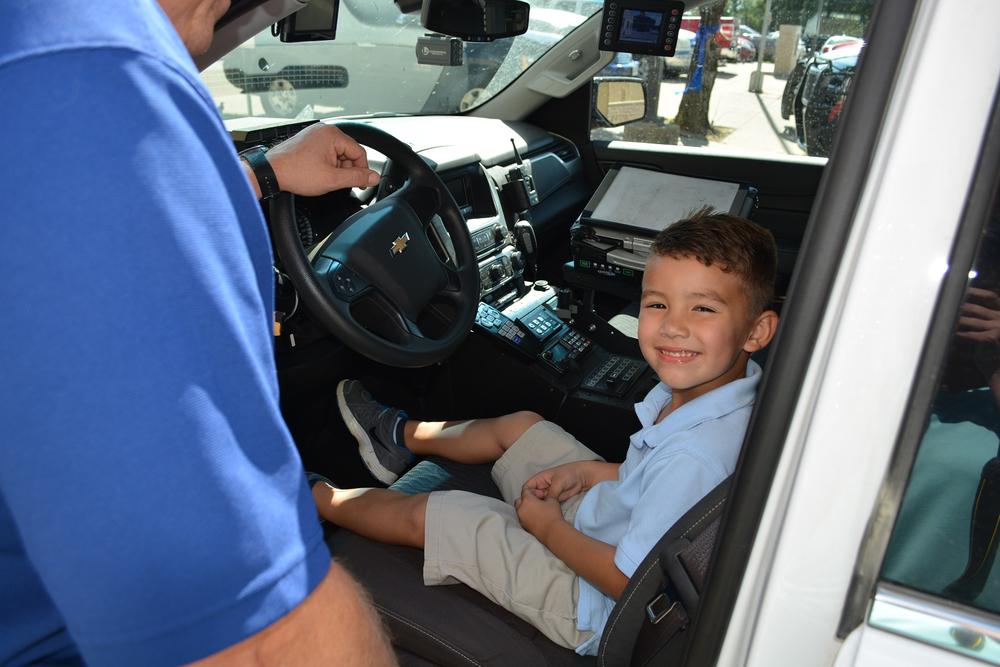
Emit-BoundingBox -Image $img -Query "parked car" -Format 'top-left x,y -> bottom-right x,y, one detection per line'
820,34 -> 864,55
782,41 -> 864,156
598,52 -> 640,77
680,14 -> 737,60
663,28 -> 695,75
222,8 -> 448,118
222,2 -> 588,117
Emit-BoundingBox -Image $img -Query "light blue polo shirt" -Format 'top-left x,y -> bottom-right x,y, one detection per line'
572,361 -> 761,655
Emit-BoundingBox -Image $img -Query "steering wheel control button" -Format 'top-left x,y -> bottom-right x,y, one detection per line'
328,262 -> 367,300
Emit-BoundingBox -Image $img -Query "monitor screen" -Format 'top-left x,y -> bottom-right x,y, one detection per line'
619,9 -> 662,44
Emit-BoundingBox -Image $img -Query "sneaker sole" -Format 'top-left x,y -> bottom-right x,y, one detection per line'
337,380 -> 400,486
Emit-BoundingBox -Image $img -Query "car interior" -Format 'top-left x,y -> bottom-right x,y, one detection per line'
200,0 -> 890,663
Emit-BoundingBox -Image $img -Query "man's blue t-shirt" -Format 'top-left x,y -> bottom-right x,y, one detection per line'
0,2 -> 329,665
572,361 -> 761,655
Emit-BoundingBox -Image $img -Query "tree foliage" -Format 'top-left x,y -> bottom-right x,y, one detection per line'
728,0 -> 872,34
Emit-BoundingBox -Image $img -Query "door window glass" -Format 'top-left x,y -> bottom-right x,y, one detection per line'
881,194 -> 1000,614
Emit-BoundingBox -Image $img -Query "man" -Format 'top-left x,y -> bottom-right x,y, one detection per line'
0,0 -> 395,664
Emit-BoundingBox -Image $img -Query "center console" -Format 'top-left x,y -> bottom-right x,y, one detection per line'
453,159 -> 654,413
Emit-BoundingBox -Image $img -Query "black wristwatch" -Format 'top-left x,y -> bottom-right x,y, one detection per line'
239,145 -> 280,199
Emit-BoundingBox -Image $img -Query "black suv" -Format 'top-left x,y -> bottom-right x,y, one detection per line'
781,42 -> 864,157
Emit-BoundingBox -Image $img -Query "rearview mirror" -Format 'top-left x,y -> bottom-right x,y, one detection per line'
420,0 -> 530,42
593,78 -> 647,126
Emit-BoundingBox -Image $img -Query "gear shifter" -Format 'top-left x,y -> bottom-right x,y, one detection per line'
512,219 -> 537,280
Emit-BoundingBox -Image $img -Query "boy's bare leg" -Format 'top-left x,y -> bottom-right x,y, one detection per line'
312,483 -> 428,548
402,411 -> 543,464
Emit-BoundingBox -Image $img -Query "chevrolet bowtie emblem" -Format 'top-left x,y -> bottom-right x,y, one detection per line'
390,233 -> 410,256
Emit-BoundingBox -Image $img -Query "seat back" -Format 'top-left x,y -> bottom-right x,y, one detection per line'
330,459 -> 731,666
597,476 -> 732,666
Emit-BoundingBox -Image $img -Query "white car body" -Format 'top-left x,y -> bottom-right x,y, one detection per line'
664,28 -> 695,74
717,1 -> 1000,665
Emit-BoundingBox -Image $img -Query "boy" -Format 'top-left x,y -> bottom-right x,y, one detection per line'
311,207 -> 779,655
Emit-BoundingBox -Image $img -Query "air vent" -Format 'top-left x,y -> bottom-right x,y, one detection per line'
551,137 -> 579,162
525,136 -> 579,164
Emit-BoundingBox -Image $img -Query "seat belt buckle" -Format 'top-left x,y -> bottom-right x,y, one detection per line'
646,593 -> 683,625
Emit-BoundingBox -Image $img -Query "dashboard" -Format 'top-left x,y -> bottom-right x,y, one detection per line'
229,115 -> 591,310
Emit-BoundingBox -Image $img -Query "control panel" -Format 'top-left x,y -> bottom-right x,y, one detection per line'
479,253 -> 517,302
475,302 -> 594,375
582,354 -> 645,397
475,301 -> 538,354
469,220 -> 509,258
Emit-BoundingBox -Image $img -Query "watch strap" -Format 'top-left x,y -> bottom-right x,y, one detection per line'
240,145 -> 280,199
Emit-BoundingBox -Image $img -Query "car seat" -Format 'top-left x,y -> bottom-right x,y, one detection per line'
327,458 -> 731,666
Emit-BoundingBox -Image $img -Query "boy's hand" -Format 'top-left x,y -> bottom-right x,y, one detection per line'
523,462 -> 590,502
514,487 -> 564,541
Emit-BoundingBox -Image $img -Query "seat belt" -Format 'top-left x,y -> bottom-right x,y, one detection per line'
630,586 -> 691,666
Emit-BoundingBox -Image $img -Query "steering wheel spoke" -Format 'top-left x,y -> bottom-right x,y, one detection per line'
396,182 -> 442,222
435,266 -> 471,306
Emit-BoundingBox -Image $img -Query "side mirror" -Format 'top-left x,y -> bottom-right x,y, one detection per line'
592,78 -> 647,127
421,0 -> 529,41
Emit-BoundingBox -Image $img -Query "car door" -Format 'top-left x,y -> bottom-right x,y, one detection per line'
529,0 -> 1000,662
678,0 -> 1000,665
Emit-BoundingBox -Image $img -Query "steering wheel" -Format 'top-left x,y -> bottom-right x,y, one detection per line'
269,122 -> 479,368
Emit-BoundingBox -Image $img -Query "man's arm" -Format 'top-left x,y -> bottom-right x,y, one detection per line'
242,123 -> 380,199
516,491 -> 629,599
190,561 -> 397,666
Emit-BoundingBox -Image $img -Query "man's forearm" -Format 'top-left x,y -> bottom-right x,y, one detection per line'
541,521 -> 628,600
241,160 -> 263,199
188,561 -> 396,666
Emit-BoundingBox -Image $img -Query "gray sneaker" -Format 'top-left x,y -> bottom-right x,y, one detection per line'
336,379 -> 413,485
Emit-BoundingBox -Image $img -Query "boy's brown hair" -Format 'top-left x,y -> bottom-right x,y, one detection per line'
651,207 -> 777,315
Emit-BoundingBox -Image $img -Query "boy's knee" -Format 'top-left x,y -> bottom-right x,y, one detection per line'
406,494 -> 429,545
500,411 -> 544,449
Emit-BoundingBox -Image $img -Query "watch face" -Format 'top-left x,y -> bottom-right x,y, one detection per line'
240,145 -> 267,158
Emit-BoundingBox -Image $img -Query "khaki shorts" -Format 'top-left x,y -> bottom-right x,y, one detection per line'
423,420 -> 604,650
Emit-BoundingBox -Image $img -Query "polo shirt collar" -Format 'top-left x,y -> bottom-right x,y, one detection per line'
633,360 -> 762,448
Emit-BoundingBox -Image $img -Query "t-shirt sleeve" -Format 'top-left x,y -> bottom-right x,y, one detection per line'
613,448 -> 724,577
0,50 -> 329,665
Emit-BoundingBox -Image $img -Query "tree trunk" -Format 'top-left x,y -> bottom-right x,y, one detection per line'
640,56 -> 663,122
675,0 -> 725,135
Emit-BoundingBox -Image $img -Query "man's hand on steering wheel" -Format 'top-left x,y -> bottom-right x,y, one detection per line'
267,123 -> 381,195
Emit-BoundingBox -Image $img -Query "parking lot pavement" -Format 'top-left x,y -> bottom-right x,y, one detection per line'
629,61 -> 806,157
707,61 -> 805,156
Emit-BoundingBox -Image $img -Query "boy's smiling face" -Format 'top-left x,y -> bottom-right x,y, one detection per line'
638,254 -> 777,409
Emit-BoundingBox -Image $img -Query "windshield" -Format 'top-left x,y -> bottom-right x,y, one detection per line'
202,0 -> 599,121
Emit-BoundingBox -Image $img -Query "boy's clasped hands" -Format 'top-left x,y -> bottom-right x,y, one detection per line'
515,460 -> 616,540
